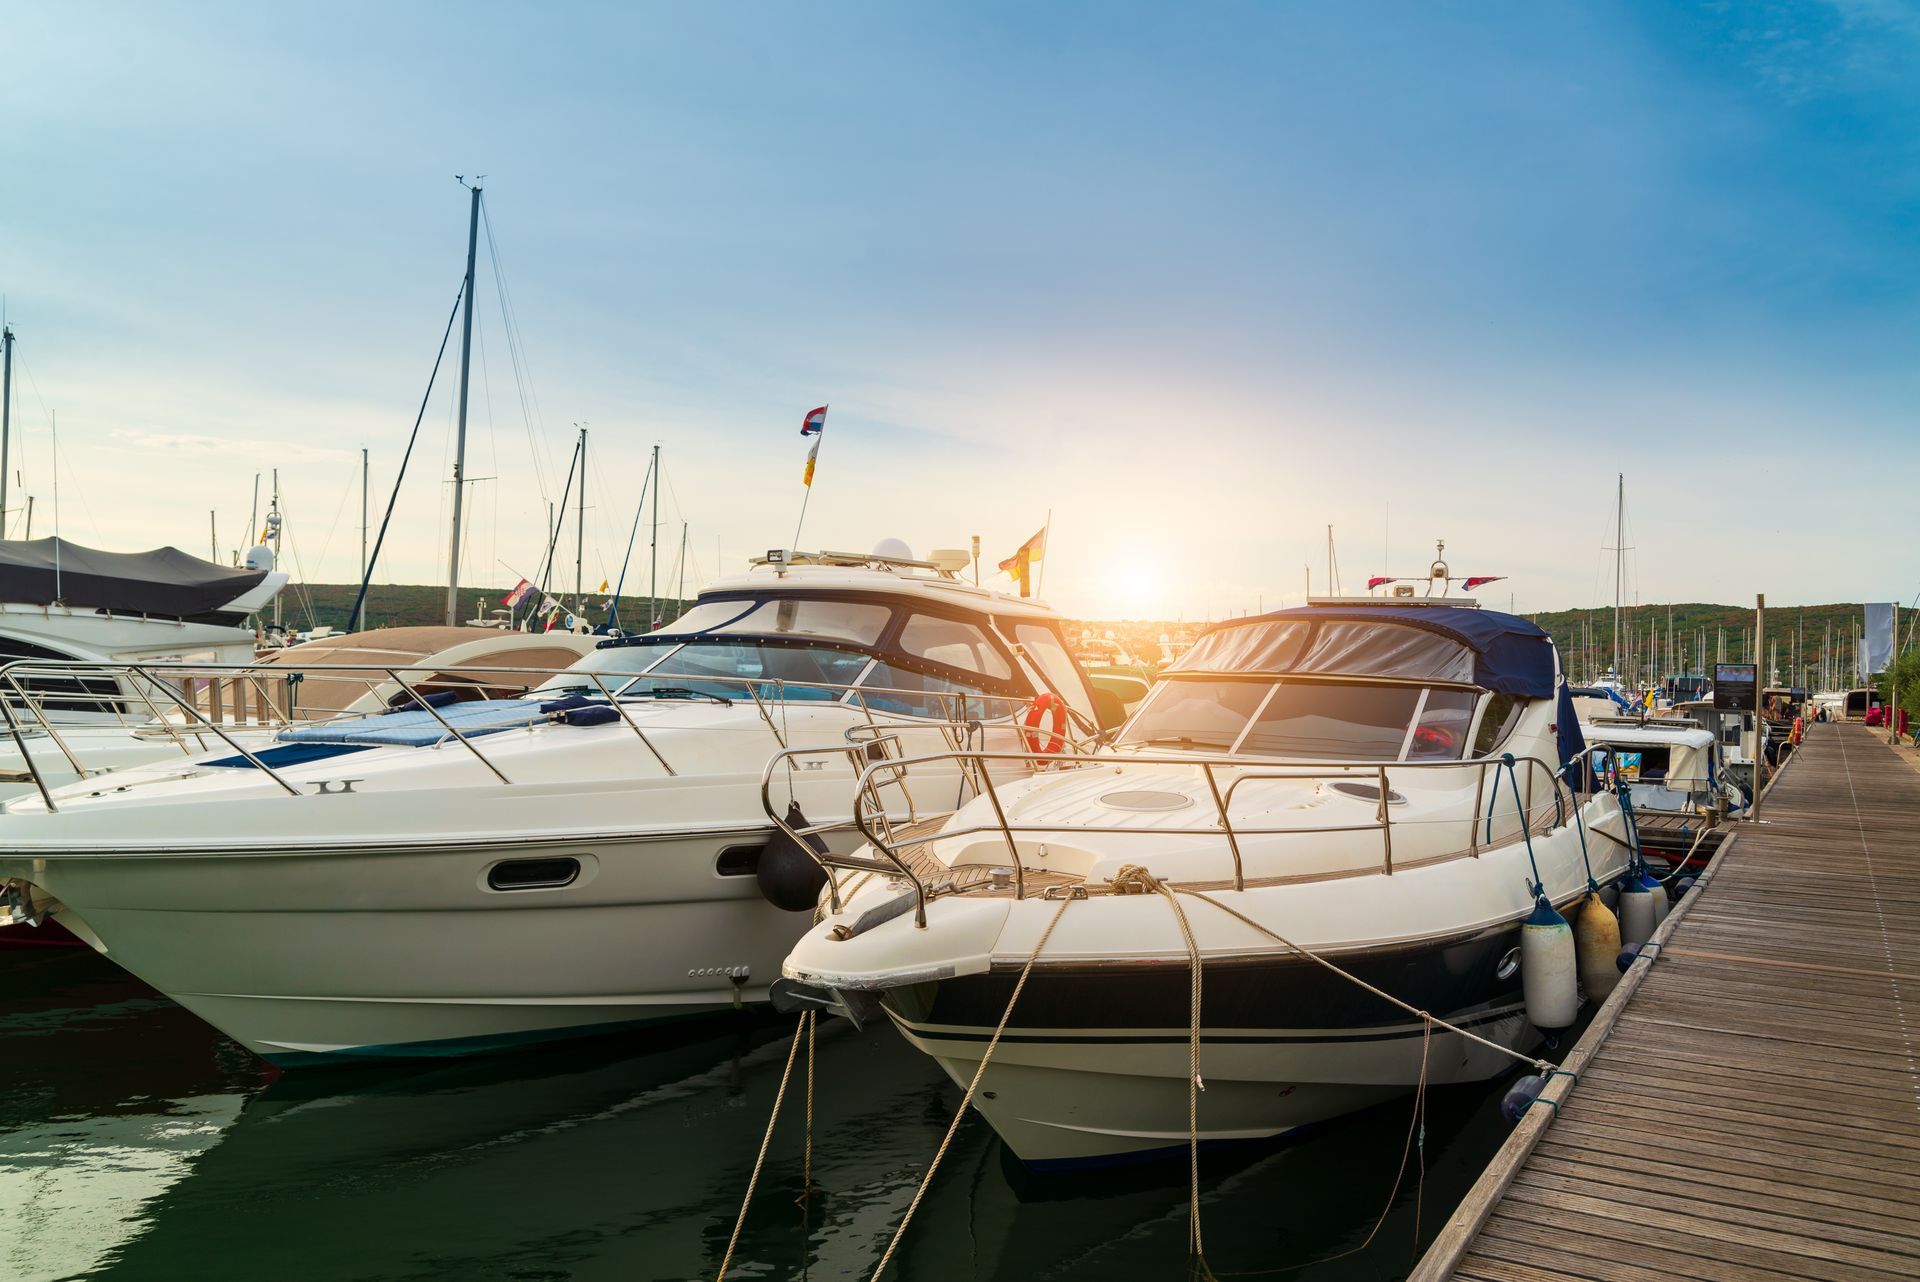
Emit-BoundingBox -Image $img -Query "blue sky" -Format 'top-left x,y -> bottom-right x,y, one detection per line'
1,2 -> 1914,618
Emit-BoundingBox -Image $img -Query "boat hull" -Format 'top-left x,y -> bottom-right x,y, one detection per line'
883,926 -> 1546,1165
19,827 -> 838,1064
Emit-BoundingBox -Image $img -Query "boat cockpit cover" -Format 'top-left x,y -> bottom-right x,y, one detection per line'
1172,605 -> 1557,698
0,538 -> 268,616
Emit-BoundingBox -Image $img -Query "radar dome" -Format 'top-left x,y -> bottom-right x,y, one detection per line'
872,537 -> 915,561
244,544 -> 276,572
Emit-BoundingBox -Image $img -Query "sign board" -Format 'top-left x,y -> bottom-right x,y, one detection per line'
1714,662 -> 1758,712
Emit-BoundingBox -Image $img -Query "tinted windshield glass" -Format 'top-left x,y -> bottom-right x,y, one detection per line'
858,661 -> 998,719
899,614 -> 1012,679
1118,679 -> 1269,751
701,598 -> 892,645
642,642 -> 871,700
1236,684 -> 1424,759
1408,688 -> 1478,760
1015,623 -> 1091,718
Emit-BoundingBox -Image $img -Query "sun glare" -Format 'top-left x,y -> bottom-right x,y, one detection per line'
1101,551 -> 1168,619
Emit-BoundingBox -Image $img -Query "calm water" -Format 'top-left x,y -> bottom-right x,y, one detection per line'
1,948 -> 1538,1282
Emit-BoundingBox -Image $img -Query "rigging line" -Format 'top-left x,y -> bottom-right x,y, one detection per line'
478,199 -> 560,507
345,281 -> 467,636
275,500 -> 320,630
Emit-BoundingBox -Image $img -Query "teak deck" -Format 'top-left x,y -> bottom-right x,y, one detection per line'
1411,722 -> 1920,1282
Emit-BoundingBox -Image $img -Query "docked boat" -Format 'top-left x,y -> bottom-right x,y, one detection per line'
776,598 -> 1631,1165
1576,713 -> 1735,868
0,625 -> 596,803
0,546 -> 1108,1063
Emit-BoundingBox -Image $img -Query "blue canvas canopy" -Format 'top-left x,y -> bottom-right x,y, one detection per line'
1176,604 -> 1559,699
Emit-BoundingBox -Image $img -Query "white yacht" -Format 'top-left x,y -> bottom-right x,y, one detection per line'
777,598 -> 1631,1165
0,546 -> 1108,1064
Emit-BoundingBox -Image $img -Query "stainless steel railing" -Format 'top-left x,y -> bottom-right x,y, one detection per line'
762,742 -> 1619,926
0,657 -> 1090,813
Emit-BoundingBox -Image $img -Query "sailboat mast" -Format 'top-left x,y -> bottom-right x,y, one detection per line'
0,324 -> 13,539
444,180 -> 482,627
1612,472 -> 1623,675
356,448 -> 368,631
648,443 -> 661,628
575,426 -> 587,609
270,469 -> 282,632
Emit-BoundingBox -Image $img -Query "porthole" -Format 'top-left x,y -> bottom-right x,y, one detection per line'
486,857 -> 581,891
715,844 -> 767,877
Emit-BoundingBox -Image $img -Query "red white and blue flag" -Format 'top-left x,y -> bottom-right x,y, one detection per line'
1462,575 -> 1505,591
502,578 -> 535,608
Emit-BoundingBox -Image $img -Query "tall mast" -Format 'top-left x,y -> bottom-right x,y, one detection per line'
270,469 -> 282,632
648,443 -> 661,628
357,448 -> 368,631
575,427 -> 588,612
444,180 -> 482,626
0,324 -> 13,539
1612,472 -> 1623,675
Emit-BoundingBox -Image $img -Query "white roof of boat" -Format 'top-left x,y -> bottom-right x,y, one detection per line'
1583,719 -> 1714,746
702,557 -> 1064,619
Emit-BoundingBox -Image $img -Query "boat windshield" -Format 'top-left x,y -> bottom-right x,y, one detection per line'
536,640 -> 871,701
1117,678 -> 1483,761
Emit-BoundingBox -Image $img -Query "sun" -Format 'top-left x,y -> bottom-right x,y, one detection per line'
1100,552 -> 1168,619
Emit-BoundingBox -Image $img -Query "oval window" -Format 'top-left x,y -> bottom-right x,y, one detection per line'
486,857 -> 581,891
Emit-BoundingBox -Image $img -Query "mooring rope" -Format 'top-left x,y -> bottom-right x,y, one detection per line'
868,892 -> 1077,1281
1112,863 -> 1209,1266
715,1010 -> 813,1282
1174,888 -> 1551,1074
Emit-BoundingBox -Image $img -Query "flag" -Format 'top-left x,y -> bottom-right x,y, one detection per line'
1865,603 -> 1895,675
1462,576 -> 1505,591
801,405 -> 827,487
596,579 -> 609,594
997,527 -> 1047,598
1367,576 -> 1397,590
503,578 -> 535,608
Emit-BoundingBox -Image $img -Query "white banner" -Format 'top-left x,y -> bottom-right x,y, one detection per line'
1864,602 -> 1895,676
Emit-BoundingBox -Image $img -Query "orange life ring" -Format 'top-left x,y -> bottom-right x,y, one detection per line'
1022,692 -> 1068,755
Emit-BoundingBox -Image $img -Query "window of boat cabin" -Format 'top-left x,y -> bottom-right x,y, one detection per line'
0,636 -> 127,714
1235,683 -> 1428,759
646,641 -> 871,700
855,662 -> 994,719
1406,688 -> 1479,760
1012,622 -> 1096,722
1121,679 -> 1270,751
696,597 -> 892,646
897,614 -> 1013,680
1471,692 -> 1526,756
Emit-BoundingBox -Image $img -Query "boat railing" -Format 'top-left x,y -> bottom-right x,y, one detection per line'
0,657 -> 1082,813
762,742 -> 1620,926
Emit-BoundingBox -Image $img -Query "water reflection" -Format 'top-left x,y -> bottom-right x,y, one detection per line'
3,953 -> 1524,1281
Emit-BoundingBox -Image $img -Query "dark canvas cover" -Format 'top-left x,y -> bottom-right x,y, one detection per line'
0,538 -> 268,616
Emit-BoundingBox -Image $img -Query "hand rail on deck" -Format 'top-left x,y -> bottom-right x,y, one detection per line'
761,742 -> 1619,928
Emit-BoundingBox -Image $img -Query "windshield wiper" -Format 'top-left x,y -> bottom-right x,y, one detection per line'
1129,735 -> 1224,750
625,686 -> 734,706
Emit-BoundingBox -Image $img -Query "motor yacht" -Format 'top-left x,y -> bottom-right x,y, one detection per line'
0,625 -> 597,802
776,598 -> 1631,1165
0,546 -> 1107,1063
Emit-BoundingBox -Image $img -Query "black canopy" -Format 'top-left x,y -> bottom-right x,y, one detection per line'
0,538 -> 270,616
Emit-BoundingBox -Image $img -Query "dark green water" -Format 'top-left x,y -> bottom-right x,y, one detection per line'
1,949 -> 1531,1281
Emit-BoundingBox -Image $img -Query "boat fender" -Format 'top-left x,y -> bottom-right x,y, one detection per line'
1521,896 -> 1578,1031
1501,1072 -> 1550,1124
1674,876 -> 1696,898
758,801 -> 831,912
1615,942 -> 1642,973
560,705 -> 620,727
1618,871 -> 1661,946
1649,875 -> 1671,930
1573,892 -> 1622,1002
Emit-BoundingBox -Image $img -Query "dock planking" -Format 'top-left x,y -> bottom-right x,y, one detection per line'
1412,722 -> 1920,1281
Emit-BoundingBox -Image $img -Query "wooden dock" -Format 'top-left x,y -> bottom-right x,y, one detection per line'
1412,722 -> 1920,1282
